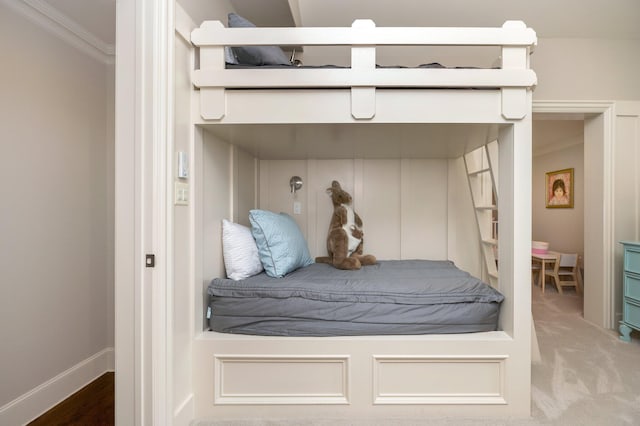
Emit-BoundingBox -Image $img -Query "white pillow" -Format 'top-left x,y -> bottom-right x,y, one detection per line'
222,219 -> 263,280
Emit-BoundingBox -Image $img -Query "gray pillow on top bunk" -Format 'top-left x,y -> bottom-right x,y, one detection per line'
227,13 -> 291,66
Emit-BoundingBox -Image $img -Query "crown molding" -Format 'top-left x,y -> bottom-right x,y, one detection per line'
4,0 -> 114,64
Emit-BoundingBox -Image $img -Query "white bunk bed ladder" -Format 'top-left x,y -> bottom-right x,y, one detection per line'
464,141 -> 499,287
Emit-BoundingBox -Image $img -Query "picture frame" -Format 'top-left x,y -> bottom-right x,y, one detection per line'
545,168 -> 574,208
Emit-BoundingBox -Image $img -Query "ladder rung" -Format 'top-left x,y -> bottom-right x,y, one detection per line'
483,239 -> 498,246
476,205 -> 497,211
468,167 -> 491,177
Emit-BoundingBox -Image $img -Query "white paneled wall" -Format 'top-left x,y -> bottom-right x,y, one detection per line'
400,159 -> 449,260
257,158 -> 455,263
201,132 -> 233,284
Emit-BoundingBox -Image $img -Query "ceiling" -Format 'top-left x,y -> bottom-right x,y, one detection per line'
39,0 -> 640,50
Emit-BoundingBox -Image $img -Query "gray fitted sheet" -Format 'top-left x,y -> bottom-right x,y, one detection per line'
207,260 -> 504,336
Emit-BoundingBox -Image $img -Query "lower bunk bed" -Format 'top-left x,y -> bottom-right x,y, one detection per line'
194,261 -> 527,421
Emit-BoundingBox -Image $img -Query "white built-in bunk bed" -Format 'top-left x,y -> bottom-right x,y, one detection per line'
189,18 -> 536,422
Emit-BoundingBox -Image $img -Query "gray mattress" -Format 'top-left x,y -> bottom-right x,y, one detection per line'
207,260 -> 504,336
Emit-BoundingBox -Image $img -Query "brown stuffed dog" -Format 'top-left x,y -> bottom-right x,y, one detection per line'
315,181 -> 377,270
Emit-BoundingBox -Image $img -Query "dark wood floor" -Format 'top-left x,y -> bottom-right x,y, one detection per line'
28,372 -> 114,426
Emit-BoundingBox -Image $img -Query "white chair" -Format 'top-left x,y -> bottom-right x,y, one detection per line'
544,253 -> 581,294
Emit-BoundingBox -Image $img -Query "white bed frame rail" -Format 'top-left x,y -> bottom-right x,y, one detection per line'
191,20 -> 537,120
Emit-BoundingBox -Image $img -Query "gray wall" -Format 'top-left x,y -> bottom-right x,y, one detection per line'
0,2 -> 114,413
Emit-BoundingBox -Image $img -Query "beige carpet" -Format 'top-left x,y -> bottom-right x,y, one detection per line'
529,287 -> 640,425
195,287 -> 640,426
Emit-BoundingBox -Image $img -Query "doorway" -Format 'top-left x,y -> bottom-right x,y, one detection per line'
532,101 -> 615,329
531,117 -> 584,309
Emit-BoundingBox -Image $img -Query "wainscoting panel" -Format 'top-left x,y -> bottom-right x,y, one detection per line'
373,355 -> 507,404
214,355 -> 350,405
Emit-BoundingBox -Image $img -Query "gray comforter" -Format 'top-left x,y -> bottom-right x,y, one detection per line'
207,260 -> 504,336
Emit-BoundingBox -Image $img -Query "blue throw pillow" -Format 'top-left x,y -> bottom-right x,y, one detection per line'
227,13 -> 291,66
249,210 -> 314,277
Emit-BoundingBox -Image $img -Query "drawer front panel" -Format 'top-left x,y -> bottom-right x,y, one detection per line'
624,274 -> 640,302
625,247 -> 640,275
623,301 -> 640,329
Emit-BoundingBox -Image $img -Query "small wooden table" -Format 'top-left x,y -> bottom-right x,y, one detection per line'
531,252 -> 558,294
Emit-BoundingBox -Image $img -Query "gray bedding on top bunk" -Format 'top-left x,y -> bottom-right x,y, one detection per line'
207,259 -> 504,336
225,62 -> 454,69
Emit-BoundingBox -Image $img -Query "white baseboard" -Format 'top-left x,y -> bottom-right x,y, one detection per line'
0,347 -> 115,426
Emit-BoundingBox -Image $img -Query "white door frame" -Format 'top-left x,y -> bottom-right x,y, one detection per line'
532,100 -> 616,329
115,0 -> 173,424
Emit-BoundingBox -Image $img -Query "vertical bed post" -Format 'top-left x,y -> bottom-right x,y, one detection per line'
500,21 -> 531,120
197,21 -> 226,120
498,104 -> 533,412
351,19 -> 376,119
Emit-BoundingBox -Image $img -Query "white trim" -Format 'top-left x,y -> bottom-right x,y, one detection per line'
151,0 -> 174,425
533,138 -> 583,157
173,394 -> 194,426
0,348 -> 114,426
3,0 -> 114,64
115,0 -> 139,423
213,355 -> 350,405
533,100 -> 616,329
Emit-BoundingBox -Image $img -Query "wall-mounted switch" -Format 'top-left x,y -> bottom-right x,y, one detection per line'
177,151 -> 189,179
293,201 -> 302,215
174,182 -> 189,206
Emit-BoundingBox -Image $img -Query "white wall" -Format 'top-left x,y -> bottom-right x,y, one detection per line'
532,123 -> 585,259
0,2 -> 113,419
532,38 -> 640,101
613,103 -> 640,323
255,158 -> 472,271
199,154 -> 477,278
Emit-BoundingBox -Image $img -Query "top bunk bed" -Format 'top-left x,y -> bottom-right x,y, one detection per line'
190,18 -> 537,124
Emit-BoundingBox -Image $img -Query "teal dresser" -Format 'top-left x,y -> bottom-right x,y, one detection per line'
620,241 -> 640,342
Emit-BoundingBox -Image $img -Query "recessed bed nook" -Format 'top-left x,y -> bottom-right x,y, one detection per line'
187,16 -> 535,422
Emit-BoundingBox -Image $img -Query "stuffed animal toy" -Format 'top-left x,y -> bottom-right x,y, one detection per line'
315,180 -> 377,270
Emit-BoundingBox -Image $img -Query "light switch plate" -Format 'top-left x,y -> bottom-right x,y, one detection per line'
174,182 -> 189,206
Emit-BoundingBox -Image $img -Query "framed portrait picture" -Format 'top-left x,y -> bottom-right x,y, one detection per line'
545,168 -> 574,208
